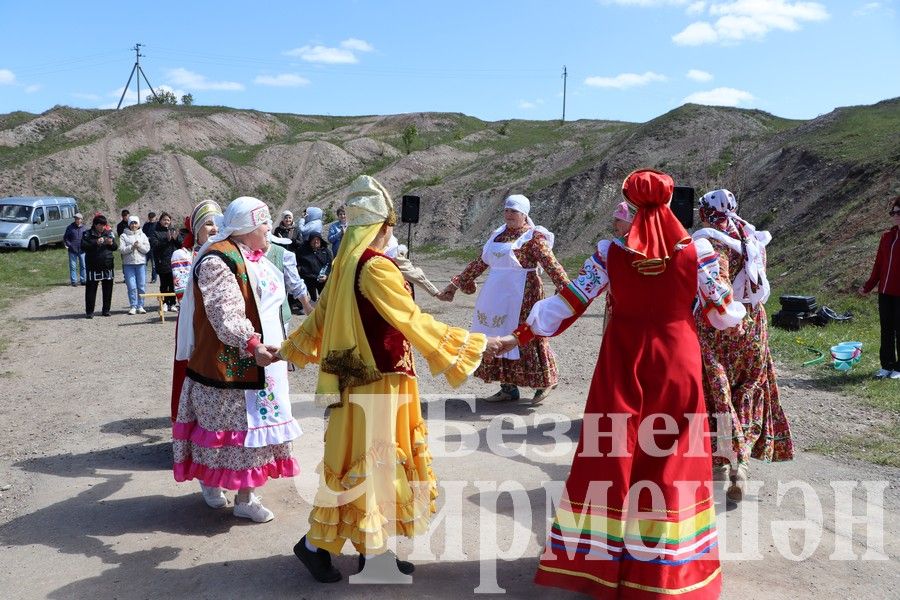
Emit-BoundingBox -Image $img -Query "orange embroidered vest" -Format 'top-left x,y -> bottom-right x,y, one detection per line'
186,239 -> 265,389
354,248 -> 416,378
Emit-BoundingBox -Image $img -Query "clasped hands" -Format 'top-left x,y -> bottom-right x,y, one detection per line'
254,343 -> 282,367
484,334 -> 518,358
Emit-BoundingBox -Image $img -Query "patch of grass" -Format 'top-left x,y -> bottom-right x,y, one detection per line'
807,423 -> 900,467
115,147 -> 154,207
406,174 -> 444,191
0,247 -> 69,352
454,120 -> 569,154
363,154 -> 398,176
707,145 -> 734,179
787,98 -> 900,164
767,286 -> 899,413
0,111 -> 38,130
415,243 -> 481,263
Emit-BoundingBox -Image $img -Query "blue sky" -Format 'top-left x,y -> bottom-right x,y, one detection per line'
1,0 -> 898,122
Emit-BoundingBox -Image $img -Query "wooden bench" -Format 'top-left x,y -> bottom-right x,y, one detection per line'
140,292 -> 178,322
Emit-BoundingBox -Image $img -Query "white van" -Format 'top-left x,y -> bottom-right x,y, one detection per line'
0,196 -> 80,251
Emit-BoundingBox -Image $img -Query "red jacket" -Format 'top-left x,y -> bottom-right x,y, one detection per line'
863,226 -> 900,296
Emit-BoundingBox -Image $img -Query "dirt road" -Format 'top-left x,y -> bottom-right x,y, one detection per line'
0,258 -> 897,599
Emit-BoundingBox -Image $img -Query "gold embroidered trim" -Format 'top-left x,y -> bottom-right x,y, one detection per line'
321,346 -> 382,401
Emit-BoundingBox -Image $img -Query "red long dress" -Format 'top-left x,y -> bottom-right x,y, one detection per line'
528,241 -> 721,599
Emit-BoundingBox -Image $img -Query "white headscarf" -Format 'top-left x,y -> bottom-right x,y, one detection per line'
504,194 -> 534,227
176,197 -> 272,361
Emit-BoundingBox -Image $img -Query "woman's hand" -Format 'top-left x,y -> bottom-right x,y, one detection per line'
485,335 -> 518,357
437,284 -> 457,302
254,344 -> 281,367
857,286 -> 869,296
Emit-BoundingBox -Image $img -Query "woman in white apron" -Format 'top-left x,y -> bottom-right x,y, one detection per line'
173,197 -> 302,522
440,195 -> 570,403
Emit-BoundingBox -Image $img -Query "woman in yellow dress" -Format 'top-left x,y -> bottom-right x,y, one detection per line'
281,175 -> 501,583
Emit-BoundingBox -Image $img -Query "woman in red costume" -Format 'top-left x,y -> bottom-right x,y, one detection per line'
499,169 -> 744,599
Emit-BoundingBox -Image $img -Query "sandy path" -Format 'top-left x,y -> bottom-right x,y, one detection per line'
0,258 -> 897,599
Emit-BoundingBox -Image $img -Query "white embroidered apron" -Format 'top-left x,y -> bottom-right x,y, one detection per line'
243,255 -> 302,448
471,226 -> 540,360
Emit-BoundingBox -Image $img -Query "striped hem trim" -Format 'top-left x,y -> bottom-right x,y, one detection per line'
537,564 -> 722,595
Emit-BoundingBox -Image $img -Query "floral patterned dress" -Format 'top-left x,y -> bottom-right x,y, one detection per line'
695,239 -> 794,467
172,255 -> 299,489
451,226 -> 569,388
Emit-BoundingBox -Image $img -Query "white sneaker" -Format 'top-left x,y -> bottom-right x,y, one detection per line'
162,305 -> 169,313
233,493 -> 274,522
200,484 -> 227,509
889,371 -> 900,380
137,307 -> 147,314
874,368 -> 892,379
127,307 -> 137,315
171,305 -> 178,313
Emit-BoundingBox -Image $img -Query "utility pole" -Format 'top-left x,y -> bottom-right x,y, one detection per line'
561,65 -> 567,123
116,43 -> 159,109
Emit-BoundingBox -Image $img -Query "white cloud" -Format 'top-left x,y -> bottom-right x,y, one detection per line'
603,0 -> 690,5
584,71 -> 667,89
0,69 -> 16,85
285,38 -> 375,64
72,92 -> 102,101
687,1 -> 707,14
672,21 -> 720,44
687,69 -> 714,82
340,38 -> 374,52
518,99 -> 545,110
24,84 -> 41,93
674,1 -> 829,45
683,86 -> 754,106
853,2 -> 891,16
165,67 -> 244,91
254,73 -> 311,87
285,45 -> 356,64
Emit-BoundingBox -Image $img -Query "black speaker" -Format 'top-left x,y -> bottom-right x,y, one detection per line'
401,195 -> 420,224
671,186 -> 695,229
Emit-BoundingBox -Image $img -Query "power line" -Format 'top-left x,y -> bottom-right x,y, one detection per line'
562,65 -> 567,122
116,44 -> 158,109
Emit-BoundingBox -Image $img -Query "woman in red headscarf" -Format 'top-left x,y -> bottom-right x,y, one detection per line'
497,169 -> 744,599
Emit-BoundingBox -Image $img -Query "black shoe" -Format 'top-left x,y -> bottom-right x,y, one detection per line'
70,282 -> 77,287
357,551 -> 415,575
293,537 -> 342,583
85,314 -> 93,319
101,311 -> 111,317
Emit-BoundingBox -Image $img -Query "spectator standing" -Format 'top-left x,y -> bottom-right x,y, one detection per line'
115,209 -> 131,236
150,212 -> 184,312
298,206 -> 324,241
119,215 -> 151,315
297,232 -> 332,302
327,206 -> 348,256
860,196 -> 900,379
81,214 -> 117,318
142,211 -> 158,283
64,212 -> 88,286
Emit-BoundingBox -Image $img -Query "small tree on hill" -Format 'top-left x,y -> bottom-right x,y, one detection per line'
146,90 -> 177,105
402,124 -> 418,155
181,93 -> 194,106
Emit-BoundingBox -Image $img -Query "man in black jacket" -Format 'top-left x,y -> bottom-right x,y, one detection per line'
149,212 -> 184,311
142,211 -> 158,283
81,214 -> 118,318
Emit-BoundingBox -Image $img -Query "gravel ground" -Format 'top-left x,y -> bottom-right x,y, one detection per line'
0,257 -> 897,599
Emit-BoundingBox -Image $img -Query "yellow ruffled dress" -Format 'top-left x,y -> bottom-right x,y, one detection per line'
281,253 -> 485,555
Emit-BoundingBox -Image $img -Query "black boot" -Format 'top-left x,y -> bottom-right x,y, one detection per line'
293,536 -> 342,583
357,551 -> 415,575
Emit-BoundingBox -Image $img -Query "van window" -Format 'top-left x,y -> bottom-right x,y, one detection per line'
0,204 -> 32,222
33,207 -> 44,224
48,206 -> 61,221
61,206 -> 71,219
